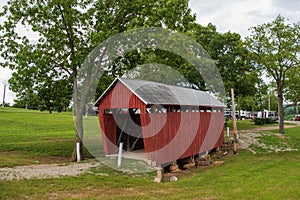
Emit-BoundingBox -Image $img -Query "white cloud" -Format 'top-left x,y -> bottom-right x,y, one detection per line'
272,0 -> 300,11
189,0 -> 300,37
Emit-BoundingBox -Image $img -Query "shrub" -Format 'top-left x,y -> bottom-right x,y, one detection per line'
265,118 -> 271,124
254,118 -> 277,125
254,118 -> 264,125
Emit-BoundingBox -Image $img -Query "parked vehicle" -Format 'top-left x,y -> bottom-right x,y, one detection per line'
239,110 -> 251,119
255,110 -> 278,120
295,115 -> 300,121
224,110 -> 232,119
268,111 -> 278,120
224,109 -> 238,119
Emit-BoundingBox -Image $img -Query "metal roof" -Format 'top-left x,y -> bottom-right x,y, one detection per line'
94,77 -> 226,108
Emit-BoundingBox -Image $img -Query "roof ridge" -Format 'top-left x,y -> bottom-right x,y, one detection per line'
118,77 -> 205,93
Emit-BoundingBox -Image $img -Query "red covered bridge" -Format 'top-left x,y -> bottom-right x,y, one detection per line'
94,78 -> 225,166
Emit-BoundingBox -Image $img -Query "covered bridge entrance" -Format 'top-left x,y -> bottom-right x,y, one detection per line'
94,78 -> 226,166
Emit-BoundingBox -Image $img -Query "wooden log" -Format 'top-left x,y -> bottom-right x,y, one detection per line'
213,161 -> 224,166
154,167 -> 163,183
169,164 -> 179,172
195,160 -> 212,166
183,162 -> 195,169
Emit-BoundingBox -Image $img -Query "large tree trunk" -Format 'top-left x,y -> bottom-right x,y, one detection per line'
71,73 -> 84,161
277,85 -> 285,134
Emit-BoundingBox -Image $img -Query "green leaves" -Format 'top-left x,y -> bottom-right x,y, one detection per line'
245,15 -> 300,134
189,23 -> 258,100
0,0 -> 196,113
246,15 -> 299,83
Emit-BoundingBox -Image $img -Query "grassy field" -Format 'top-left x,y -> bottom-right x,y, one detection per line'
0,108 -> 76,167
0,108 -> 300,199
225,118 -> 294,131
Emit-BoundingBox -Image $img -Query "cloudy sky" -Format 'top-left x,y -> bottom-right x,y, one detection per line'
0,0 -> 299,105
190,0 -> 300,37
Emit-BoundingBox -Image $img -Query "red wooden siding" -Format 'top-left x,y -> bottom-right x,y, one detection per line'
99,81 -> 146,155
99,114 -> 117,154
100,81 -> 145,109
141,112 -> 224,165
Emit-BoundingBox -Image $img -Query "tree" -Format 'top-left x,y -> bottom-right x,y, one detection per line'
285,67 -> 300,105
0,0 -> 195,161
121,48 -> 206,90
246,15 -> 300,134
11,88 -> 39,109
8,70 -> 72,112
37,78 -> 73,113
95,22 -> 257,107
236,95 -> 257,111
189,23 -> 259,101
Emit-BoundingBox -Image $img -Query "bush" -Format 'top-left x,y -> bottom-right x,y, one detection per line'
286,115 -> 295,121
267,118 -> 277,124
254,118 -> 277,125
254,118 -> 264,125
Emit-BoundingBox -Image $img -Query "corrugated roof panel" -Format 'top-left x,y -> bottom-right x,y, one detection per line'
118,78 -> 225,107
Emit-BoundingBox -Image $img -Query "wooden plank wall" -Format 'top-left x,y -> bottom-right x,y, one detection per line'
98,81 -> 146,155
140,112 -> 224,165
99,81 -> 145,109
99,114 -> 117,154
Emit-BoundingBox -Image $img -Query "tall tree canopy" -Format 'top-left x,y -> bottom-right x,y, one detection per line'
246,15 -> 300,134
189,23 -> 259,108
0,0 -> 195,160
99,22 -> 259,106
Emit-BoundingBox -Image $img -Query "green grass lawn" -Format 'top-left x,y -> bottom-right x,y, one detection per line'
0,108 -> 300,199
0,108 -> 76,166
225,118 -> 296,131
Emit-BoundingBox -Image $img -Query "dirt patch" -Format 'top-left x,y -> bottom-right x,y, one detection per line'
0,161 -> 100,181
276,133 -> 287,139
34,155 -> 72,164
238,123 -> 299,154
238,132 -> 261,150
0,151 -> 72,167
242,125 -> 296,133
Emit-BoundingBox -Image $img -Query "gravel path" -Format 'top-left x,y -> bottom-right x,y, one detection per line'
238,123 -> 299,153
0,162 -> 100,181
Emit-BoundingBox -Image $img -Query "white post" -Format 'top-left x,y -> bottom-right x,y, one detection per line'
117,142 -> 123,168
2,84 -> 6,108
76,142 -> 81,162
227,127 -> 230,137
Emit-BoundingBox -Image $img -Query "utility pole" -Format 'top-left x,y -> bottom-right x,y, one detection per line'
2,84 -> 6,108
231,88 -> 237,154
268,96 -> 271,111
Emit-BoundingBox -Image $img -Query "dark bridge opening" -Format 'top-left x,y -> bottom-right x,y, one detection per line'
115,108 -> 144,151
